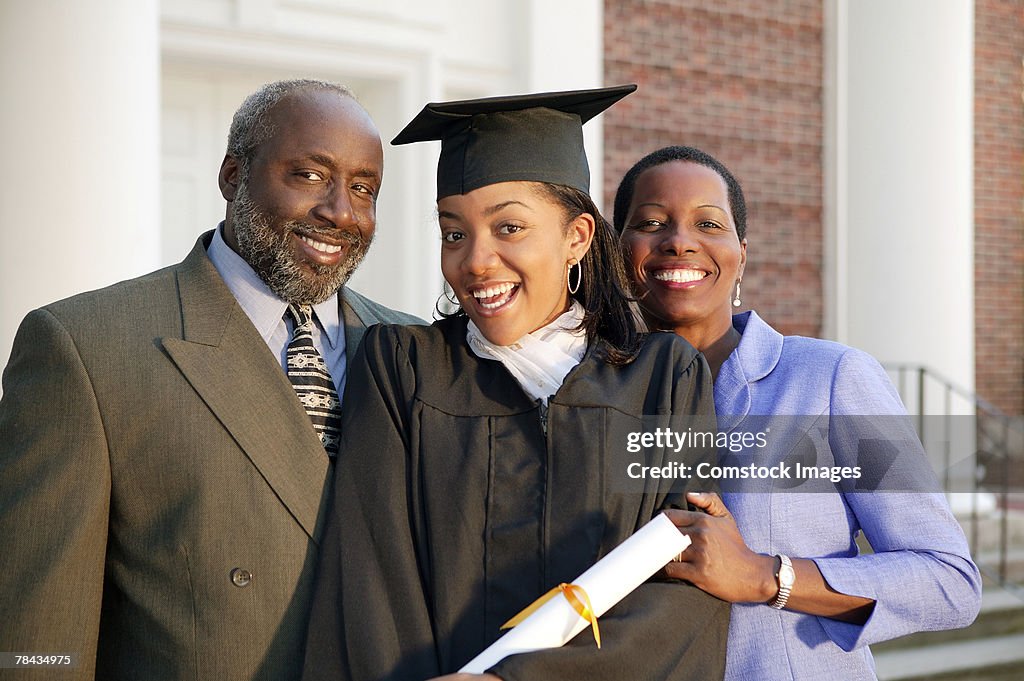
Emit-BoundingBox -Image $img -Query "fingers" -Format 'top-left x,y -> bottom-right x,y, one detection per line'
662,558 -> 696,583
662,507 -> 705,529
686,490 -> 731,518
662,492 -> 731,530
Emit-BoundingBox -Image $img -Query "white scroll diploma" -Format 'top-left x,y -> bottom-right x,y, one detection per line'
459,512 -> 692,673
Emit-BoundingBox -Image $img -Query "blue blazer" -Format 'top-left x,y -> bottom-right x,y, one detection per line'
714,311 -> 981,680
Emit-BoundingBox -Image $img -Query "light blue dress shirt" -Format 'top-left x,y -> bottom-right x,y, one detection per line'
714,311 -> 981,680
206,225 -> 347,396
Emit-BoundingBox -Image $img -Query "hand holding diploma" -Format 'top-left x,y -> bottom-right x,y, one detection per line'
662,491 -> 778,603
459,512 -> 692,674
665,491 -> 877,623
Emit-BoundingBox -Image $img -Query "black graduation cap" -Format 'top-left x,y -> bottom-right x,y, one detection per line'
391,84 -> 637,199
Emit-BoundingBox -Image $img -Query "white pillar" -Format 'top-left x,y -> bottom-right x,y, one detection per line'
828,0 -> 974,396
349,71 -> 445,320
523,0 -> 606,210
0,0 -> 160,369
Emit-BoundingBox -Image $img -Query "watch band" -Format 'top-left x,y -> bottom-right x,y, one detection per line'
768,554 -> 795,610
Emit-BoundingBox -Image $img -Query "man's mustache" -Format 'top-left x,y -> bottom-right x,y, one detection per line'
284,222 -> 366,246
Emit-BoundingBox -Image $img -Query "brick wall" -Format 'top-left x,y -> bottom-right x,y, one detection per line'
974,0 -> 1024,415
603,0 -> 825,337
604,1 -> 1023,414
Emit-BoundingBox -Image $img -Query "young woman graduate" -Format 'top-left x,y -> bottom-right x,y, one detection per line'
302,87 -> 730,681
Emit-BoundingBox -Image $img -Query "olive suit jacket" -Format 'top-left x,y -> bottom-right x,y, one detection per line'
0,232 -> 422,681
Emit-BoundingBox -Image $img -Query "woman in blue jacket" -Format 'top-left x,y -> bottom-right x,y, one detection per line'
614,145 -> 981,680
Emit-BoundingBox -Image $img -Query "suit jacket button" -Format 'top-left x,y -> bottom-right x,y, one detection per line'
230,568 -> 253,588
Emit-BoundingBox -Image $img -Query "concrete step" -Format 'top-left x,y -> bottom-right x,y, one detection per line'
958,506 -> 1024,555
874,632 -> 1024,681
975,547 -> 1024,585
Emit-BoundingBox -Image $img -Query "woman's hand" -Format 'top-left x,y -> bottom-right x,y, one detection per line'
665,491 -> 876,623
662,491 -> 777,603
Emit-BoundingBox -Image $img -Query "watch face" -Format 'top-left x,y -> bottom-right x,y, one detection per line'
779,564 -> 796,588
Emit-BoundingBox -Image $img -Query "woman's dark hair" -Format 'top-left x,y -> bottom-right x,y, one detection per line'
537,183 -> 642,365
612,146 -> 747,241
435,182 -> 642,365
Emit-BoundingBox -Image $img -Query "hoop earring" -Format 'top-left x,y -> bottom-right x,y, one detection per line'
444,283 -> 460,306
733,280 -> 742,308
435,284 -> 461,314
567,259 -> 582,295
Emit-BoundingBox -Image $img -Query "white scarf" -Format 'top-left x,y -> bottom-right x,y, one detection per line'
466,300 -> 588,405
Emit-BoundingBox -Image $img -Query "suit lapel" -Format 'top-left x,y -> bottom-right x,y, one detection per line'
340,287 -> 371,365
161,235 -> 330,542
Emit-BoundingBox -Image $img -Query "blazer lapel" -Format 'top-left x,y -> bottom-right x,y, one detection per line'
715,311 -> 784,424
161,235 -> 330,542
714,351 -> 752,429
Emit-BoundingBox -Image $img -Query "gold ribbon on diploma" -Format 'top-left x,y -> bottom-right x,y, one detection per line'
500,582 -> 602,649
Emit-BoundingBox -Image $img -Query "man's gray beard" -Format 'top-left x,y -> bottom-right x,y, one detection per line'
231,181 -> 372,305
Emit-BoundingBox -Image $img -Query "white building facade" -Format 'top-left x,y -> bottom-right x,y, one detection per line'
0,0 -> 606,367
1,0 -> 975,405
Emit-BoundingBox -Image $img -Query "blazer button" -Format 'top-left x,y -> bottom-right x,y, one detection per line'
230,567 -> 253,588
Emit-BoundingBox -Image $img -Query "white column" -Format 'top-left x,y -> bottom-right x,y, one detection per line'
828,0 -> 974,395
523,0 -> 606,210
0,0 -> 160,369
822,0 -> 850,342
349,67 -> 445,320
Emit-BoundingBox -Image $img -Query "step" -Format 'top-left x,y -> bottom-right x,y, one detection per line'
975,547 -> 1024,585
874,632 -> 1024,681
873,588 -> 1024,651
957,507 -> 1024,555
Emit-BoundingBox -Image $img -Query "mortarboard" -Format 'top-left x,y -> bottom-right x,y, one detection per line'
391,84 -> 637,199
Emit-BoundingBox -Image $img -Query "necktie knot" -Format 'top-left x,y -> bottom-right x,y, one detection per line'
287,304 -> 315,332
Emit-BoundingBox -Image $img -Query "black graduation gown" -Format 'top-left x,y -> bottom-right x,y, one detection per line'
303,317 -> 729,681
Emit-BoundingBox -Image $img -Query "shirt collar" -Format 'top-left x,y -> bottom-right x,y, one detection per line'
206,224 -> 342,347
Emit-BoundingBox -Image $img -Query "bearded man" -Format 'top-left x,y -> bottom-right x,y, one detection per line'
0,80 -> 422,681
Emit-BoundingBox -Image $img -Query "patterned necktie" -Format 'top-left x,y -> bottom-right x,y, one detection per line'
285,304 -> 341,457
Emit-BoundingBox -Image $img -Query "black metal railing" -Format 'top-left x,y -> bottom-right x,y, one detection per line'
883,363 -> 1023,589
